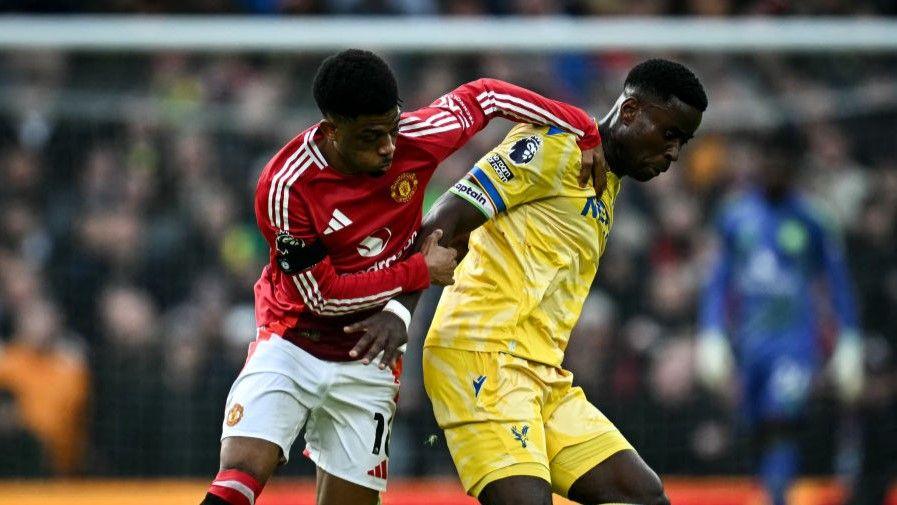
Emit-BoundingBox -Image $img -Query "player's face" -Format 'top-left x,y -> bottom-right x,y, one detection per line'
617,96 -> 702,182
331,107 -> 401,177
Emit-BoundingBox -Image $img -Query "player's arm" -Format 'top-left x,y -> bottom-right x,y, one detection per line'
816,217 -> 863,402
403,78 -> 605,191
351,183 -> 492,370
263,189 -> 455,317
273,230 -> 456,317
696,214 -> 735,394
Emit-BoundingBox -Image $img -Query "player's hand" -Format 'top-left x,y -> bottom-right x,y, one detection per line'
421,229 -> 458,286
346,311 -> 407,371
695,330 -> 735,396
578,147 -> 609,197
830,331 -> 864,404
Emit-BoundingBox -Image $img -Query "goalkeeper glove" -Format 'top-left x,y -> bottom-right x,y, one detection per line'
830,330 -> 864,404
695,330 -> 734,395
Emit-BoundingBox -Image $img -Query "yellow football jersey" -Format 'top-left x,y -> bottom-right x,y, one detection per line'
425,123 -> 622,367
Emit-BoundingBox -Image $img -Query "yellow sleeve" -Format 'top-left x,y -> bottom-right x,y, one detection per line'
449,125 -> 579,218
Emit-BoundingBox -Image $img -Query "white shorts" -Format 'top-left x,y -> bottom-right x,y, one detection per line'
220,331 -> 401,492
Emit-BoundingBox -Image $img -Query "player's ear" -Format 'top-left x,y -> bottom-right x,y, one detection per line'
620,97 -> 640,125
319,117 -> 338,141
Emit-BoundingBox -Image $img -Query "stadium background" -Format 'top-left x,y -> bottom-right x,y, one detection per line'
0,2 -> 895,504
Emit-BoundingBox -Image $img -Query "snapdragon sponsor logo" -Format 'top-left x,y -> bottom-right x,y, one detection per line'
363,230 -> 418,272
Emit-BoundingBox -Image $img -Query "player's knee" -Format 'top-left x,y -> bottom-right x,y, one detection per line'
478,476 -> 552,505
637,473 -> 669,505
219,436 -> 282,485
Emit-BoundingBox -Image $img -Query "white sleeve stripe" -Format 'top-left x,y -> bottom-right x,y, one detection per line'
211,480 -> 255,505
267,144 -> 308,229
307,127 -> 327,167
272,130 -> 315,229
480,98 -> 550,127
478,91 -> 585,137
400,123 -> 462,138
399,114 -> 457,132
292,276 -> 397,315
270,151 -> 310,230
280,156 -> 315,231
399,115 -> 420,126
302,271 -> 401,305
398,111 -> 452,132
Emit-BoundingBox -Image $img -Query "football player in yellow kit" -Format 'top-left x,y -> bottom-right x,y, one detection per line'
416,59 -> 706,505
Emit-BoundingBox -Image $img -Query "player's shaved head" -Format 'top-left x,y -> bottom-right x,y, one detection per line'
313,49 -> 400,120
624,59 -> 708,112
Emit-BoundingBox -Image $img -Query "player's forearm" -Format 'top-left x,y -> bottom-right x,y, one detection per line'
461,78 -> 601,149
292,254 -> 430,316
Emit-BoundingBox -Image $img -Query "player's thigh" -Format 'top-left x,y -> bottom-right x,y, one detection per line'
304,357 -> 402,493
219,336 -> 325,477
760,354 -> 814,422
219,369 -> 310,477
316,467 -> 379,505
543,385 -> 635,498
423,347 -> 551,497
478,475 -> 553,505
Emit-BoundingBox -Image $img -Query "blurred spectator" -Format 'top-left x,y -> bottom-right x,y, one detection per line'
0,299 -> 89,475
0,388 -> 46,477
91,285 -> 165,476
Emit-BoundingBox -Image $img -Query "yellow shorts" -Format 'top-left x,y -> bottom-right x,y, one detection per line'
422,346 -> 633,498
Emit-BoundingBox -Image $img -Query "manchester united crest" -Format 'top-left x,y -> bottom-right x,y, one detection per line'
390,172 -> 418,203
226,404 -> 244,427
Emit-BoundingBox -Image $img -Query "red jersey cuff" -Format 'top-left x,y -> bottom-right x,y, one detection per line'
406,252 -> 431,291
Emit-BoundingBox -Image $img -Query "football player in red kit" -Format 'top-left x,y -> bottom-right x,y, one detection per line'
200,49 -> 604,505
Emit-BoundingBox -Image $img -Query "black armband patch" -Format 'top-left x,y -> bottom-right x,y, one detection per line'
275,232 -> 327,274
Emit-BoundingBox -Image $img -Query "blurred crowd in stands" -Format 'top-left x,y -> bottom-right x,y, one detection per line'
0,39 -> 894,500
2,0 -> 896,16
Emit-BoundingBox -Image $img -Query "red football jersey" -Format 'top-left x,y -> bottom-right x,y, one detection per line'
253,78 -> 601,361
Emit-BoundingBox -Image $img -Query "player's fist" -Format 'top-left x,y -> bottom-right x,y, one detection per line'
421,229 -> 458,286
578,147 -> 609,197
695,330 -> 734,396
830,331 -> 864,404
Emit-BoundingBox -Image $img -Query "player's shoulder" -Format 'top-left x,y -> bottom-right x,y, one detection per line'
716,190 -> 758,227
495,123 -> 578,165
793,193 -> 841,234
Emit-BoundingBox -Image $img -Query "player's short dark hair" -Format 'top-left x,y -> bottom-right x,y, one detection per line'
313,49 -> 399,120
625,59 -> 708,112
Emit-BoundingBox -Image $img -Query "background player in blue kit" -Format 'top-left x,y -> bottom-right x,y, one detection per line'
696,127 -> 864,505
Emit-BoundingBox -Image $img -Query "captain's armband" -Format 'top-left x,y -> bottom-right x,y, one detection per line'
449,177 -> 498,219
275,232 -> 327,274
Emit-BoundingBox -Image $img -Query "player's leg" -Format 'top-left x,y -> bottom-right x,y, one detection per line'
422,347 -> 552,505
477,476 -> 553,505
200,436 -> 280,505
754,349 -> 813,505
316,467 -> 380,505
201,334 -> 315,505
565,450 -> 668,505
305,355 -> 403,505
543,378 -> 667,505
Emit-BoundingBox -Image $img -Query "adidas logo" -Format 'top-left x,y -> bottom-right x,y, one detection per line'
323,209 -> 352,235
367,460 -> 388,480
